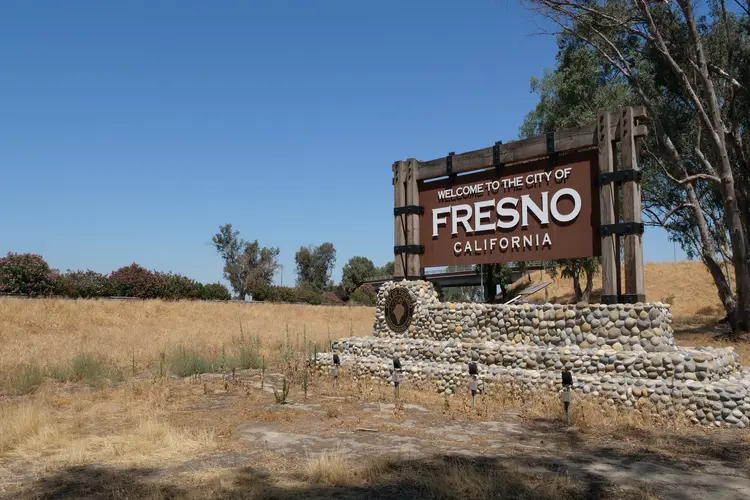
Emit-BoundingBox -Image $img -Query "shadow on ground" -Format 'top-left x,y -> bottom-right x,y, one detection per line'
11,452 -> 654,500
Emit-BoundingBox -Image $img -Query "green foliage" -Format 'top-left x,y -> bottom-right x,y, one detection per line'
109,263 -> 163,299
4,363 -> 44,396
341,256 -> 376,294
212,223 -> 279,300
376,261 -> 395,277
235,333 -> 262,369
274,377 -> 289,404
349,284 -> 378,306
302,370 -> 309,401
52,354 -> 123,387
167,346 -> 217,377
252,285 -> 342,305
54,270 -> 114,299
158,272 -> 201,300
545,258 -> 599,303
0,252 -> 58,297
198,282 -> 232,301
295,242 -> 336,291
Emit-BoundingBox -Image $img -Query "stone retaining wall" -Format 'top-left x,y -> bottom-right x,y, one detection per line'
373,281 -> 675,352
331,337 -> 740,382
317,279 -> 750,429
314,354 -> 750,428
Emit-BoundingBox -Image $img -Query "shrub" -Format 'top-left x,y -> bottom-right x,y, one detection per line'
109,263 -> 163,299
55,269 -> 114,299
4,363 -> 44,396
235,335 -> 261,369
167,346 -> 218,377
253,285 -> 322,304
0,252 -> 58,297
349,284 -> 378,306
158,272 -> 200,300
322,291 -> 344,305
52,354 -> 123,387
199,282 -> 231,301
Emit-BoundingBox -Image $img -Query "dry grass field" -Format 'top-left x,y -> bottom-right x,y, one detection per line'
1,260 -> 749,499
520,260 -> 730,319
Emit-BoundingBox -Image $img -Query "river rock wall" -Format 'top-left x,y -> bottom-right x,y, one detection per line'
316,279 -> 750,429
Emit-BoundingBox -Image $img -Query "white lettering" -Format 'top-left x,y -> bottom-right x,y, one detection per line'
474,200 -> 495,232
452,204 -> 473,235
496,197 -> 520,229
499,237 -> 509,250
550,188 -> 581,222
432,207 -> 451,237
543,233 -> 552,247
520,192 -> 549,227
464,241 -> 472,254
454,241 -> 462,255
511,236 -> 521,249
523,235 -> 533,247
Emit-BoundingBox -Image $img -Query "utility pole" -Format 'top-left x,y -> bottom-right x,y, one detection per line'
279,265 -> 284,286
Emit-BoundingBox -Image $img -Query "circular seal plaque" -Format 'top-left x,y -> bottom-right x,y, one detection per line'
384,286 -> 415,333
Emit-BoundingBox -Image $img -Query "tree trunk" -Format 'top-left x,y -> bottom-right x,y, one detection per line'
572,272 -> 583,302
582,268 -> 593,303
683,182 -> 739,330
678,0 -> 750,330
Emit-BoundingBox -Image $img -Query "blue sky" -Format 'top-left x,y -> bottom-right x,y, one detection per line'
0,0 -> 687,287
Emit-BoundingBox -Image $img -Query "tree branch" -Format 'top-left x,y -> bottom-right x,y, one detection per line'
643,203 -> 694,227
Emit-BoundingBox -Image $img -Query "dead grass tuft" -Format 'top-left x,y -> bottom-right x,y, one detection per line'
0,401 -> 53,452
305,450 -> 354,485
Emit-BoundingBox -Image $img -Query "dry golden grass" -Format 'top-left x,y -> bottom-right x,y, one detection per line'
0,262 -> 744,499
301,449 -> 627,500
517,260 -> 729,319
0,298 -> 375,380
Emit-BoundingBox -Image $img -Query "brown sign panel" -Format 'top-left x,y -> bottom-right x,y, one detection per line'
418,150 -> 600,268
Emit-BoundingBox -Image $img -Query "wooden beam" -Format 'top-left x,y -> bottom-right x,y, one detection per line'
416,106 -> 647,181
621,107 -> 646,302
406,158 -> 421,278
393,161 -> 407,278
598,112 -> 618,303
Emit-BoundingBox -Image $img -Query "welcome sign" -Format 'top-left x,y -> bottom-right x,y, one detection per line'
418,150 -> 601,267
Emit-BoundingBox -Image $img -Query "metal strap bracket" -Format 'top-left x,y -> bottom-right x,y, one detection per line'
493,141 -> 504,173
446,151 -> 455,183
597,169 -> 642,186
546,131 -> 557,167
394,205 -> 424,216
394,245 -> 424,255
600,222 -> 644,237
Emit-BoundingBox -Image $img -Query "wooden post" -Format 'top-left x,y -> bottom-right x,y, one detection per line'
406,158 -> 421,278
598,112 -> 618,304
393,161 -> 407,278
620,107 -> 646,302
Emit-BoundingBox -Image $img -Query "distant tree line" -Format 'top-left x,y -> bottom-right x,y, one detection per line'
212,223 -> 391,306
0,252 -> 231,301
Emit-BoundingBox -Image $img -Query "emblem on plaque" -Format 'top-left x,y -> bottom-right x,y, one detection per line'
384,286 -> 415,333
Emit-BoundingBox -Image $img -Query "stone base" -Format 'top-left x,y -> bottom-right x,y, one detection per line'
318,280 -> 750,429
314,353 -> 750,428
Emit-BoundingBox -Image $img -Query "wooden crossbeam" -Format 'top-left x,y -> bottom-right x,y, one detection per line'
415,106 -> 646,181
